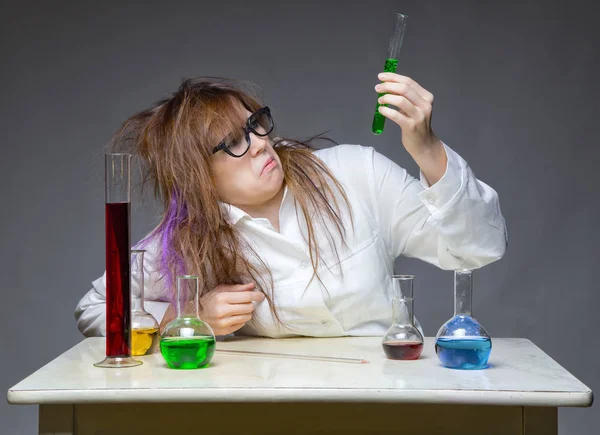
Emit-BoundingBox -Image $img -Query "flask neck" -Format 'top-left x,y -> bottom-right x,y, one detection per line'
132,296 -> 144,312
131,250 -> 146,312
176,276 -> 200,318
392,297 -> 414,326
391,275 -> 415,326
454,269 -> 473,317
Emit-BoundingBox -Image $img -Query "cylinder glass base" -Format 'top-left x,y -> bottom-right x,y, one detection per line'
93,356 -> 143,368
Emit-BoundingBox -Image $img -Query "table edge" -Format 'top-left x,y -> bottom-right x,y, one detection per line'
7,387 -> 594,408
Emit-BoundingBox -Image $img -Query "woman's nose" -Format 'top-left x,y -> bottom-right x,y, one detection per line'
249,132 -> 268,156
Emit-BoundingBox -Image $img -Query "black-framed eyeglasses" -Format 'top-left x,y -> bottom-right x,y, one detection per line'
212,106 -> 274,158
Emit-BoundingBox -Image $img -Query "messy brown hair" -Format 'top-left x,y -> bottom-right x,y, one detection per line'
111,77 -> 352,330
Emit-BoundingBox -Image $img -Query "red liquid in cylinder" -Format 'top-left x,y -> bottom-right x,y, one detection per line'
105,202 -> 131,357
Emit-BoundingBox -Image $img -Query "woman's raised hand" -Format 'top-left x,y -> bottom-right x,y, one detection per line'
375,73 -> 439,156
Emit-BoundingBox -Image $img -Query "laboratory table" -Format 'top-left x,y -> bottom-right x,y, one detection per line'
7,337 -> 593,434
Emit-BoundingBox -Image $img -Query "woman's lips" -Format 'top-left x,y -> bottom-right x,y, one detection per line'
261,157 -> 276,175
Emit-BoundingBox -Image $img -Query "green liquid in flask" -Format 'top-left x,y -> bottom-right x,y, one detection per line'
160,336 -> 216,369
372,58 -> 399,135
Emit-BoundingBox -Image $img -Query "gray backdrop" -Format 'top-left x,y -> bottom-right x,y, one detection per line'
1,0 -> 597,433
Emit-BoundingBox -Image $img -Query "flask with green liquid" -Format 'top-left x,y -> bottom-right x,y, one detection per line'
372,13 -> 408,135
160,275 -> 216,369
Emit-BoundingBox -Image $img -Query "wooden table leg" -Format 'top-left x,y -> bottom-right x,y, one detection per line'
523,407 -> 558,435
39,404 -> 74,435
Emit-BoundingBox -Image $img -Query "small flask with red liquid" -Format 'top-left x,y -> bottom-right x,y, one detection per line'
382,275 -> 424,360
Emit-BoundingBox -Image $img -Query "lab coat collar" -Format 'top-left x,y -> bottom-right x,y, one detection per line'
219,185 -> 290,226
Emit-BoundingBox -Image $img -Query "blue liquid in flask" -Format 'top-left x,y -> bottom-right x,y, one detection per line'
435,336 -> 491,370
435,270 -> 492,370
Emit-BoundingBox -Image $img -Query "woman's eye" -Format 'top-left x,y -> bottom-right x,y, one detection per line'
226,137 -> 245,151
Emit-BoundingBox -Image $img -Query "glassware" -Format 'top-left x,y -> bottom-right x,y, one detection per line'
215,349 -> 369,364
212,107 -> 274,158
382,275 -> 424,360
435,269 -> 492,370
94,154 -> 142,368
160,275 -> 216,369
130,249 -> 160,356
372,13 -> 408,135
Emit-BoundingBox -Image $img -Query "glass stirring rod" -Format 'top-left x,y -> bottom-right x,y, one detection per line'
215,349 -> 369,364
372,13 -> 408,135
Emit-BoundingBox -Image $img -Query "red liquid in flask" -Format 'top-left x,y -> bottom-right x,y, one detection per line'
105,202 -> 131,357
383,340 -> 423,360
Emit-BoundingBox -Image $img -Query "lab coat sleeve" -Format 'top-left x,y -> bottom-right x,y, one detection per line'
366,142 -> 508,269
74,238 -> 171,337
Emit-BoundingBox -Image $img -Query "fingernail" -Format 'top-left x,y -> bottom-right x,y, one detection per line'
378,97 -> 383,104
378,73 -> 386,79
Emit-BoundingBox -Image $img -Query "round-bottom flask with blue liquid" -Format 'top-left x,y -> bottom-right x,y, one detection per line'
435,270 -> 492,370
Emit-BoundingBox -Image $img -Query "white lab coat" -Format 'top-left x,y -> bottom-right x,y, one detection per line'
75,143 -> 507,338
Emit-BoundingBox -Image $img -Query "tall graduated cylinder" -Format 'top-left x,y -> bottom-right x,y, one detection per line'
94,154 -> 141,368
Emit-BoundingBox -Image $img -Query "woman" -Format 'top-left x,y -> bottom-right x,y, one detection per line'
75,74 -> 507,338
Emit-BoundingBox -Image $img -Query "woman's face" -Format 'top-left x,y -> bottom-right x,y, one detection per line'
211,109 -> 284,209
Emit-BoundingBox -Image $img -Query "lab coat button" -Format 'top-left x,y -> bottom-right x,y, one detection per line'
426,193 -> 436,204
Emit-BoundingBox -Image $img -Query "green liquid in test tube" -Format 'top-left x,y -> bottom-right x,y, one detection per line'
372,13 -> 407,135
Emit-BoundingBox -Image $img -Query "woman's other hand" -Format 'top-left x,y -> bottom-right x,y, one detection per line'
159,282 -> 265,336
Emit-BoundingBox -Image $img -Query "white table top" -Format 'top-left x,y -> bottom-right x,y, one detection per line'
7,337 -> 593,407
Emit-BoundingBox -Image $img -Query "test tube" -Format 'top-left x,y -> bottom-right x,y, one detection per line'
372,13 -> 408,135
94,154 -> 142,368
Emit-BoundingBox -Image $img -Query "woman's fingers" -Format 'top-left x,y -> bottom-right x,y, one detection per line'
215,282 -> 255,292
376,81 -> 427,110
377,106 -> 412,130
211,299 -> 255,319
224,290 -> 265,304
378,94 -> 418,118
378,73 -> 434,104
226,302 -> 255,316
375,73 -> 435,133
